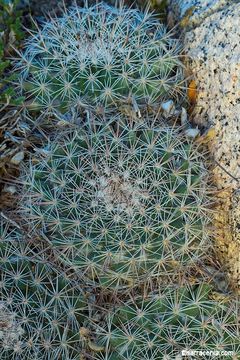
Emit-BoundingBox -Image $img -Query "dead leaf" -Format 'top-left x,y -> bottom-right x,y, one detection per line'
196,127 -> 216,144
188,79 -> 198,104
88,341 -> 105,352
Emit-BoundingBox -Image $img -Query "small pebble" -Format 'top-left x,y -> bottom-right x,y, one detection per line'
10,151 -> 24,165
161,100 -> 175,117
3,185 -> 17,194
184,127 -> 200,138
181,107 -> 188,127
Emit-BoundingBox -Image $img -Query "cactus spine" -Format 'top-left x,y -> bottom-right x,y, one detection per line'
94,284 -> 240,360
21,122 -> 211,290
16,2 -> 184,114
0,223 -> 88,359
3,2 -> 239,360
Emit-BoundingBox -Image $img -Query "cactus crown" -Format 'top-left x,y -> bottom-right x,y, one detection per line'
16,1 -> 184,114
94,283 -> 240,359
21,122 -> 211,290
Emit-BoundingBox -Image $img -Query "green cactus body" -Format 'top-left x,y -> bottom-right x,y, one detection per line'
0,226 -> 87,359
16,2 -> 184,114
22,123 -> 211,290
94,284 -> 240,360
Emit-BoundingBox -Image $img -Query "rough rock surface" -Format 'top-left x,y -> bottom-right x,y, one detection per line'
185,3 -> 240,189
168,0 -> 235,28
168,0 -> 240,293
230,190 -> 240,289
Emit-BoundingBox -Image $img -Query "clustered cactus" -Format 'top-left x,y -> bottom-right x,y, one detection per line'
1,1 -> 239,360
94,283 -> 240,359
0,227 -> 88,359
16,2 -> 184,114
22,122 -> 211,290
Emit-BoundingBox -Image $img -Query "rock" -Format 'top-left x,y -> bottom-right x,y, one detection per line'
10,151 -> 24,165
168,0 -> 240,293
168,0 -> 235,29
2,185 -> 17,194
231,189 -> 240,252
161,100 -> 175,117
184,3 -> 240,189
180,107 -> 188,127
184,127 -> 200,138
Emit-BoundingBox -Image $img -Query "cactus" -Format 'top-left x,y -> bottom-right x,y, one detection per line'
2,1 -> 239,359
21,122 -> 212,290
93,283 -> 240,360
0,228 -> 88,359
16,2 -> 184,114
